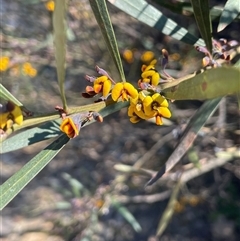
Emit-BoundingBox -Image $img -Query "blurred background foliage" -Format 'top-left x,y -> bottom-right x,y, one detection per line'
1,0 -> 240,240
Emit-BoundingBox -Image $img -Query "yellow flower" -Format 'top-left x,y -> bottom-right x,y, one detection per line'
128,102 -> 151,124
22,62 -> 37,77
139,59 -> 160,87
93,76 -> 112,98
28,68 -> 37,77
141,51 -> 155,63
143,93 -> 171,125
60,116 -> 80,138
123,49 -> 134,64
0,56 -> 10,72
111,82 -> 138,102
45,1 -> 55,12
128,105 -> 141,123
0,101 -> 23,130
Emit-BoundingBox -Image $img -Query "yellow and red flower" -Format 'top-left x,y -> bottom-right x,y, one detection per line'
138,59 -> 160,88
0,101 -> 23,130
60,115 -> 81,138
143,93 -> 171,125
111,82 -> 138,102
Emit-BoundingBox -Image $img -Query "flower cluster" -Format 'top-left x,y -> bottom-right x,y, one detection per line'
0,101 -> 23,131
22,62 -> 37,77
0,56 -> 10,72
82,57 -> 171,126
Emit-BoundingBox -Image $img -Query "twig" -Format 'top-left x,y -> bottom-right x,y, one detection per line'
115,190 -> 171,204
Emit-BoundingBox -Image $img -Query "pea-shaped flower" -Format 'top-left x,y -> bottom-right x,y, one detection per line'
60,115 -> 81,138
93,76 -> 112,98
143,93 -> 171,125
111,82 -> 138,102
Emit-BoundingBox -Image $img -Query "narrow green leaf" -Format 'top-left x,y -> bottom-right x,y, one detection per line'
0,120 -> 61,154
108,0 -> 205,46
53,0 -> 68,110
112,199 -> 142,232
0,84 -> 23,106
161,67 -> 240,100
147,98 -> 221,186
0,134 -> 69,210
190,0 -> 212,52
1,101 -> 128,153
218,0 -> 240,32
89,0 -> 126,81
156,180 -> 181,237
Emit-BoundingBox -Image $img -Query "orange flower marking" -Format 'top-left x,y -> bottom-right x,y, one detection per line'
111,82 -> 138,102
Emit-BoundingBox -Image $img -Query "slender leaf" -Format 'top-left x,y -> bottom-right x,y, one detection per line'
218,0 -> 240,32
1,101 -> 128,153
89,0 -> 126,81
0,120 -> 61,154
190,0 -> 212,52
147,98 -> 221,185
108,0 -> 204,46
156,180 -> 182,237
53,0 -> 68,110
0,134 -> 69,210
161,67 -> 240,100
0,84 -> 23,106
112,199 -> 142,232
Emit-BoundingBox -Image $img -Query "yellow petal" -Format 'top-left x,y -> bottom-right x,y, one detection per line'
158,107 -> 171,118
128,105 -> 135,117
94,75 -> 108,85
60,117 -> 79,138
141,70 -> 156,79
151,72 -> 160,86
12,105 -> 23,125
0,112 -> 9,129
143,96 -> 154,116
111,82 -> 124,101
129,116 -> 141,123
135,108 -> 150,120
102,79 -> 112,98
123,82 -> 138,99
150,59 -> 157,65
152,93 -> 168,107
155,115 -> 163,125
